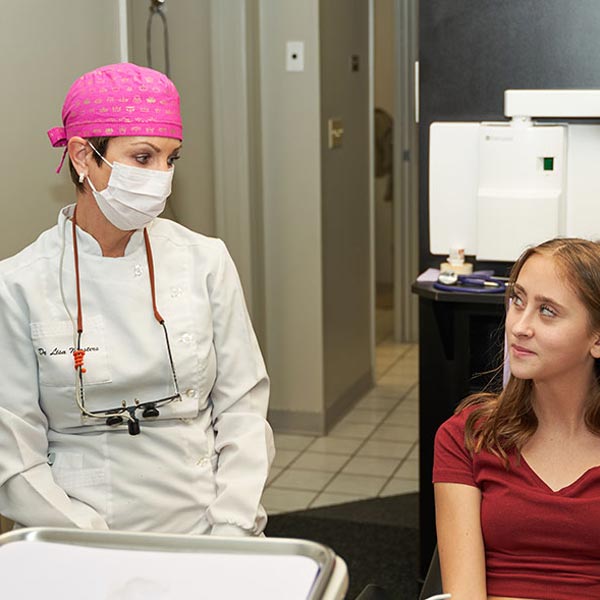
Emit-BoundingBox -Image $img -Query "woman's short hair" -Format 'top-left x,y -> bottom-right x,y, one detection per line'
68,136 -> 111,192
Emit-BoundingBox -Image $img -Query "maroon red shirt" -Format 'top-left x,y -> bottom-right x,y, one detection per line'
434,406 -> 600,599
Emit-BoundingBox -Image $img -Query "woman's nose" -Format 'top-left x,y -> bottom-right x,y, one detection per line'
511,310 -> 533,337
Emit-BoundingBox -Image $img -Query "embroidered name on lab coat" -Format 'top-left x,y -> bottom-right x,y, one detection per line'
37,346 -> 100,357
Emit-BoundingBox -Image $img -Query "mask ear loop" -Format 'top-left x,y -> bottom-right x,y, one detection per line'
87,141 -> 113,168
85,142 -> 113,196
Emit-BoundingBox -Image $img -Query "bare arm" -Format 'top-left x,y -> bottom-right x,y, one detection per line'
435,482 -> 487,600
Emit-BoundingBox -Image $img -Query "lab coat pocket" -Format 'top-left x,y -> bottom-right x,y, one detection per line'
159,324 -> 215,419
31,315 -> 112,387
51,452 -> 106,490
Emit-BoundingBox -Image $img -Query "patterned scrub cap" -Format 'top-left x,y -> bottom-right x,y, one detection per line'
47,62 -> 183,172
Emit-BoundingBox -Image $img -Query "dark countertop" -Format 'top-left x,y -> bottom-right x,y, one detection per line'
411,280 -> 506,305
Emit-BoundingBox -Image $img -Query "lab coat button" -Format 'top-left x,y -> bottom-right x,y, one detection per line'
134,264 -> 143,277
171,287 -> 183,297
185,388 -> 197,398
181,333 -> 193,344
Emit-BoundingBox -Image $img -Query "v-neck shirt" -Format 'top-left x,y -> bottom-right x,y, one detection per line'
434,406 -> 600,599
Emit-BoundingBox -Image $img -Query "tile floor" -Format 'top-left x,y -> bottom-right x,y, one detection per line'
262,340 -> 419,514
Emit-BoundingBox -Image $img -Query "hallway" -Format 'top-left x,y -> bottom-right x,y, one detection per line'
263,340 -> 419,514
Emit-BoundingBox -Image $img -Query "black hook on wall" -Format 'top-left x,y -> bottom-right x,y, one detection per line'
147,0 -> 171,78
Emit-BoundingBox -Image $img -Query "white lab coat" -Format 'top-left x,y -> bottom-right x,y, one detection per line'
0,206 -> 274,536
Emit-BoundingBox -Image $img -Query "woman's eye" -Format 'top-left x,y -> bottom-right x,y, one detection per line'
511,293 -> 524,307
135,154 -> 150,164
168,155 -> 181,166
540,304 -> 556,317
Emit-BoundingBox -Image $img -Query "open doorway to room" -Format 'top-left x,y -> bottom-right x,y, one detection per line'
373,0 -> 396,345
371,0 -> 419,349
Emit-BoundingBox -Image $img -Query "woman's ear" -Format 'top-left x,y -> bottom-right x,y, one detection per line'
67,136 -> 92,179
591,334 -> 600,359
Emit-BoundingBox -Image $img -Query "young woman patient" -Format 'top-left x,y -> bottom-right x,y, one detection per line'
434,238 -> 600,600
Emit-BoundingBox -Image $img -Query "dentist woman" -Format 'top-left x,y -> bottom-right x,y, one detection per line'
0,63 -> 274,536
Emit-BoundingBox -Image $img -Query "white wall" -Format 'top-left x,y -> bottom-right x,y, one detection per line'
259,0 -> 325,430
0,1 -> 123,260
260,0 -> 373,433
127,0 -> 215,238
320,0 -> 373,422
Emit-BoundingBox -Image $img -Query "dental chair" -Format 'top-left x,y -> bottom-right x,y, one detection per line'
354,584 -> 392,599
0,516 -> 13,534
353,547 -> 442,600
418,546 -> 442,600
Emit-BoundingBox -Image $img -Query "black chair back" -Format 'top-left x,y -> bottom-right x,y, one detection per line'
418,546 -> 442,600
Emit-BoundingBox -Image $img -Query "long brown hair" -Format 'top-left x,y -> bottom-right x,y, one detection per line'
460,238 -> 600,465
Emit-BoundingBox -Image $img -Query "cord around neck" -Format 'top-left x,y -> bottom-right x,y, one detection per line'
71,206 -> 164,335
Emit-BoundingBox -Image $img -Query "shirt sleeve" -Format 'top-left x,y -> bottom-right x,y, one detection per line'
433,409 -> 478,488
203,241 -> 275,536
0,273 -> 108,530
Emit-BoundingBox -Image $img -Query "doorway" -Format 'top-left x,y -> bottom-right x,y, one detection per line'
373,0 -> 396,344
371,0 -> 419,349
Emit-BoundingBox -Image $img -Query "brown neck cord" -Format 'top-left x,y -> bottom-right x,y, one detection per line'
71,206 -> 164,372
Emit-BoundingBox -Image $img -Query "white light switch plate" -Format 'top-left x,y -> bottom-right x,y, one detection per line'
286,41 -> 304,72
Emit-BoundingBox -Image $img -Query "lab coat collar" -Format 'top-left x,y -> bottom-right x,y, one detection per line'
58,204 -> 146,257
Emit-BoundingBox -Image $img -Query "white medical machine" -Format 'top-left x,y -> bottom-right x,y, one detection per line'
429,90 -> 600,261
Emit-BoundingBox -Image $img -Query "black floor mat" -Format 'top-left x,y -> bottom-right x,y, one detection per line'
265,493 -> 419,600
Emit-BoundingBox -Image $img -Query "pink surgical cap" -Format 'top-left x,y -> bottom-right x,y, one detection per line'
47,63 -> 183,172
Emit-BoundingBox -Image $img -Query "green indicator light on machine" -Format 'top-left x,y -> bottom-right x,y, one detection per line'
543,157 -> 554,171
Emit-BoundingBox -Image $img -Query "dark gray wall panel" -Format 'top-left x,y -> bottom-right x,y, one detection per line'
419,0 -> 600,269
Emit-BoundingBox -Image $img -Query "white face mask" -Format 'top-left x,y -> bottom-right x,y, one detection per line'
86,144 -> 174,231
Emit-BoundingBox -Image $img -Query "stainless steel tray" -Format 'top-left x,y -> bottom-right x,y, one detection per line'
0,527 -> 341,599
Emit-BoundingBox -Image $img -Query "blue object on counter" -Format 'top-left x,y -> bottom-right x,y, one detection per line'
433,271 -> 507,294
